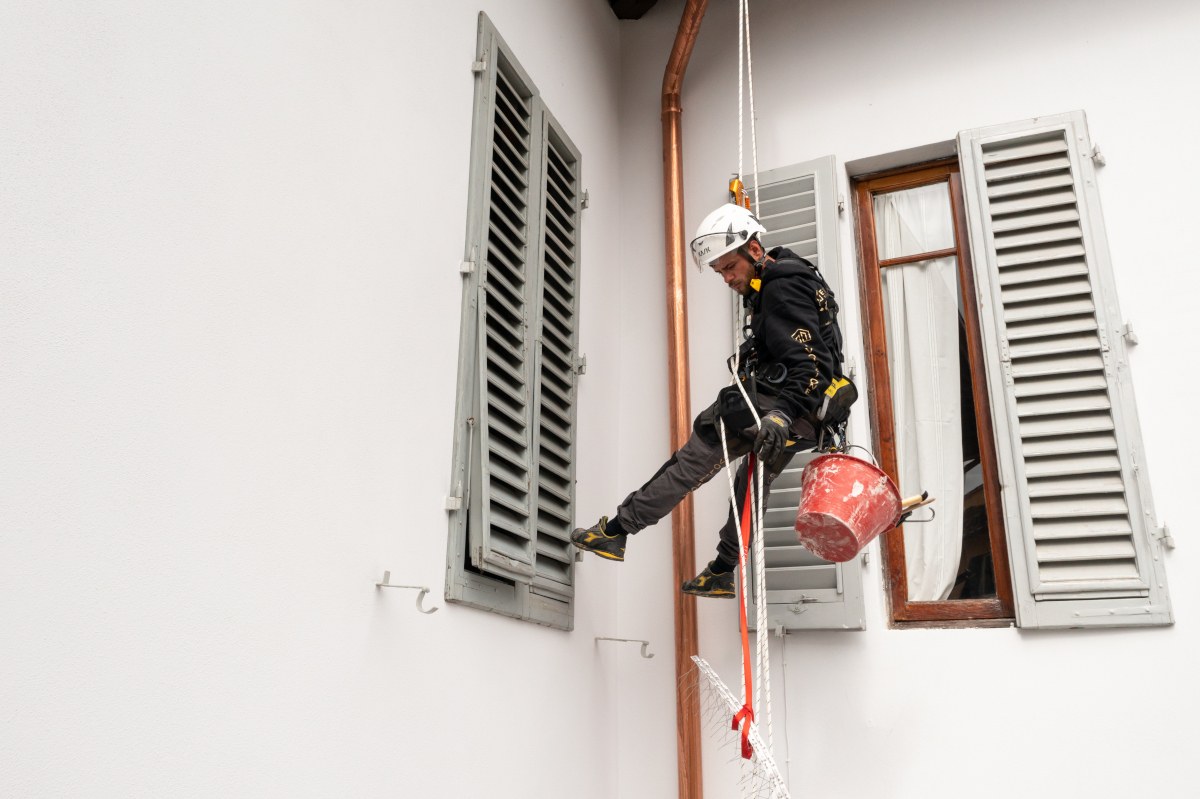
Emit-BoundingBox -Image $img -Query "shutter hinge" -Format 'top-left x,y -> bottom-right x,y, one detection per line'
837,194 -> 845,214
1121,321 -> 1138,346
999,342 -> 1014,385
846,355 -> 858,381
1154,524 -> 1176,550
471,56 -> 488,74
574,354 -> 587,375
1088,143 -> 1106,167
459,259 -> 475,275
860,548 -> 869,566
580,190 -> 590,210
445,495 -> 463,511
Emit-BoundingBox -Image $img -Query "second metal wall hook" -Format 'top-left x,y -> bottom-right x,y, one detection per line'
595,636 -> 654,659
376,571 -> 438,614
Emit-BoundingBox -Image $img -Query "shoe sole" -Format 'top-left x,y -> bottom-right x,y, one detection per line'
681,588 -> 736,598
570,539 -> 624,562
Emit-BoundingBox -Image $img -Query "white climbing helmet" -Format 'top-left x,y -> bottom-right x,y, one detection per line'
689,203 -> 767,270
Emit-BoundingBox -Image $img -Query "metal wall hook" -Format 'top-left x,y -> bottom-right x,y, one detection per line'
376,571 -> 438,614
595,636 -> 654,659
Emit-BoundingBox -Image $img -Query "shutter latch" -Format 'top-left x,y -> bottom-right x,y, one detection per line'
789,595 -> 820,614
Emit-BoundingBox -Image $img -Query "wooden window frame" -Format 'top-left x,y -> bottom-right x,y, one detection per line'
853,159 -> 1015,627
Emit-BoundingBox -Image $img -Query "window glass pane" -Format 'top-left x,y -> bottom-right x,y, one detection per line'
881,257 -> 997,602
873,182 -> 954,260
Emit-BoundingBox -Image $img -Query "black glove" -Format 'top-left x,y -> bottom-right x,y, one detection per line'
753,410 -> 791,463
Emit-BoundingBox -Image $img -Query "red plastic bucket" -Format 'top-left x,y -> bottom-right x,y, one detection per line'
794,453 -> 901,563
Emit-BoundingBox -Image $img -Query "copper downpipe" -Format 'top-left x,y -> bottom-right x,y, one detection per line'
662,2 -> 708,798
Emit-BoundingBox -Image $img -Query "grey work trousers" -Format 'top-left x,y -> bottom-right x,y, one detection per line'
614,395 -> 815,567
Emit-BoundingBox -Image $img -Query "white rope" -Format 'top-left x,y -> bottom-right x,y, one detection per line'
716,416 -> 747,708
738,0 -> 775,758
744,0 -> 761,217
737,0 -> 744,186
724,0 -> 778,788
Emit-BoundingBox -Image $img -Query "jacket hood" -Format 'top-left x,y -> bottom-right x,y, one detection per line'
760,246 -> 812,284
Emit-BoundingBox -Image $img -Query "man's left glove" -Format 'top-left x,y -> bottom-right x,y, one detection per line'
753,410 -> 791,463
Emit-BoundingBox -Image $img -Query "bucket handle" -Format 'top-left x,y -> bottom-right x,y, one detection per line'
897,492 -> 936,525
900,506 -> 936,524
841,444 -> 880,467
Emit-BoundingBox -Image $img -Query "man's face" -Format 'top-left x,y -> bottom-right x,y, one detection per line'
710,246 -> 757,295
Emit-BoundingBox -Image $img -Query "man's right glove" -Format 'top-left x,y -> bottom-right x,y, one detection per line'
753,410 -> 791,463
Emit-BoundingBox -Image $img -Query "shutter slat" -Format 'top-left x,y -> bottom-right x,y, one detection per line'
764,565 -> 839,591
1009,351 -> 1104,379
991,206 -> 1080,233
1027,473 -> 1125,497
1005,314 -> 1097,341
1016,390 -> 1110,417
1038,560 -> 1140,582
1019,412 -> 1114,438
1037,537 -> 1137,562
986,171 -> 1074,198
985,152 -> 1072,182
1003,296 -> 1095,322
1011,372 -> 1108,399
994,223 -> 1082,251
1024,451 -> 1122,478
1030,515 -> 1132,540
989,187 -> 1077,216
981,134 -> 1069,164
1030,494 -> 1128,518
1010,331 -> 1103,360
998,258 -> 1089,287
995,240 -> 1087,268
756,176 -> 815,203
1021,431 -> 1117,457
1002,276 -> 1092,304
758,188 -> 816,218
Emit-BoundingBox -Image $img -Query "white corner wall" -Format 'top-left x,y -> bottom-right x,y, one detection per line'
617,1 -> 1199,798
0,2 -> 670,797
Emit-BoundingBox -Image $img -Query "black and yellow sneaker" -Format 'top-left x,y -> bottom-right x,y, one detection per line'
681,561 -> 736,598
569,516 -> 627,561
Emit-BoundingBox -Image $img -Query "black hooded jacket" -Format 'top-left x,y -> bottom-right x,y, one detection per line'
743,246 -> 843,422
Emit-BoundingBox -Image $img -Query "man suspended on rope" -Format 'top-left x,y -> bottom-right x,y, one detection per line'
570,203 -> 856,597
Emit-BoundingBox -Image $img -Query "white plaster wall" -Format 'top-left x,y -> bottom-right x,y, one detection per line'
0,1 -> 649,796
617,1 -> 1200,797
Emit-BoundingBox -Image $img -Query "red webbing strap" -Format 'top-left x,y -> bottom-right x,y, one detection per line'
733,453 -> 757,760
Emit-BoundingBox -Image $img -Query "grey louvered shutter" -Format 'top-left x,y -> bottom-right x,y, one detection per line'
527,110 -> 581,600
468,36 -> 540,582
957,111 -> 1172,629
448,13 -> 578,628
746,156 -> 866,631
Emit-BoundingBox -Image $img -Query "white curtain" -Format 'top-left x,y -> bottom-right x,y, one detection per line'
875,184 -> 963,601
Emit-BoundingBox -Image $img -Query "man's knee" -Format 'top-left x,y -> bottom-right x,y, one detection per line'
692,400 -> 722,446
